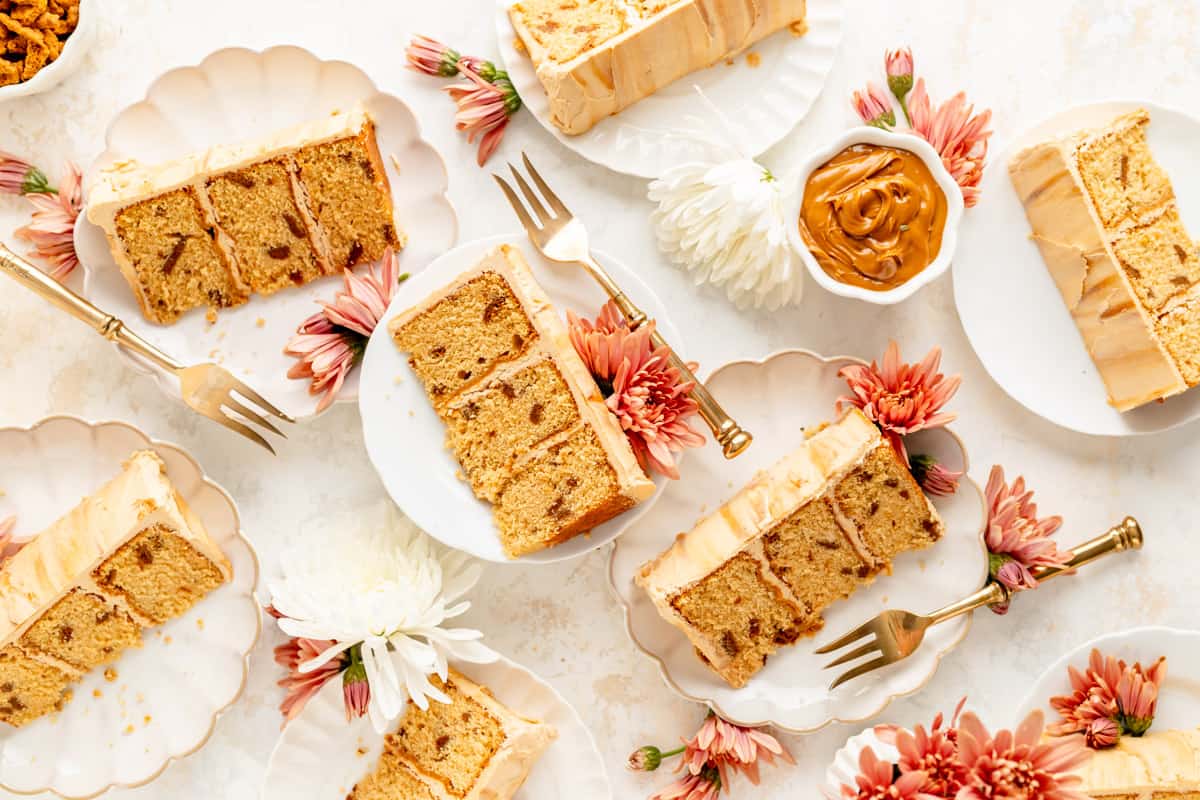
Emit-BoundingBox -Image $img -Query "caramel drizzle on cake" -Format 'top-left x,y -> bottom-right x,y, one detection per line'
389,244 -> 655,558
0,451 -> 231,727
636,408 -> 943,688
508,0 -> 807,135
347,668 -> 555,800
87,105 -> 402,325
1009,109 -> 1200,411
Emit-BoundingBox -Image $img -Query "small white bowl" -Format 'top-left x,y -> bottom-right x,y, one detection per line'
785,126 -> 964,305
0,0 -> 95,102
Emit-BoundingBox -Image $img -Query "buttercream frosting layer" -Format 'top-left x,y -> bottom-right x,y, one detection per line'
510,0 -> 807,135
1008,122 -> 1188,411
0,450 -> 231,648
1068,728 -> 1200,797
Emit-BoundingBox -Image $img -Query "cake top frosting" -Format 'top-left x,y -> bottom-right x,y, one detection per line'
0,450 -> 230,645
1068,728 -> 1200,795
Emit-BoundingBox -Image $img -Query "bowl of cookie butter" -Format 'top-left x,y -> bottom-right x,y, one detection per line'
786,126 -> 964,305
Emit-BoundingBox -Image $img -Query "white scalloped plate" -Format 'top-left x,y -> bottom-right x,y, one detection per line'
0,417 -> 260,799
358,234 -> 679,564
262,651 -> 610,800
73,45 -> 458,422
494,0 -> 844,178
609,349 -> 988,733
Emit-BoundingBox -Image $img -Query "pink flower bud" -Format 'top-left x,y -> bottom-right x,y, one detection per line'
1086,717 -> 1120,749
851,82 -> 896,129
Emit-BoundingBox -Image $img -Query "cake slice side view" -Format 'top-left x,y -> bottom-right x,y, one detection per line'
389,244 -> 654,558
87,106 -> 401,325
0,450 -> 231,727
347,667 -> 556,800
508,0 -> 808,136
636,408 -> 943,688
1009,109 -> 1200,411
1065,727 -> 1200,798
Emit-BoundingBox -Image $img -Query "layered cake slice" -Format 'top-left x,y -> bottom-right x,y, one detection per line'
390,244 -> 655,557
1009,109 -> 1200,411
508,0 -> 807,135
87,105 -> 401,324
348,668 -> 555,800
1067,728 -> 1200,798
0,451 -> 231,726
636,408 -> 943,688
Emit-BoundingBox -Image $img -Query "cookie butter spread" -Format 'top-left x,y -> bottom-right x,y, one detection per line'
799,144 -> 947,291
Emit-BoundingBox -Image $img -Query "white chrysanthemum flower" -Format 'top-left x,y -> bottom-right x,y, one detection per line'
649,157 -> 802,312
268,503 -> 495,732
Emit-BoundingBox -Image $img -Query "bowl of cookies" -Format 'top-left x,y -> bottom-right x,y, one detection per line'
0,0 -> 92,101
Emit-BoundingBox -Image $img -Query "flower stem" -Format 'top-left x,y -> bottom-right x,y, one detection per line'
660,745 -> 686,759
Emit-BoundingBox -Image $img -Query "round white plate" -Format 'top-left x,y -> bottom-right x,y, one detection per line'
1015,626 -> 1200,731
608,349 -> 988,733
73,45 -> 458,422
954,100 -> 1200,437
358,234 -> 678,564
0,416 -> 260,799
494,0 -> 843,178
262,651 -> 610,800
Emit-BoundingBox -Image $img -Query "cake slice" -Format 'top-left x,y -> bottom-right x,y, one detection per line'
390,244 -> 655,557
509,0 -> 807,135
88,106 -> 401,325
348,668 -> 555,800
636,408 -> 942,688
0,451 -> 231,726
1066,728 -> 1200,798
1009,109 -> 1200,411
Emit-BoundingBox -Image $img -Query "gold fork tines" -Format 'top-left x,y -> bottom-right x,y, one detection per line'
494,153 -> 753,459
0,244 -> 293,454
816,517 -> 1145,690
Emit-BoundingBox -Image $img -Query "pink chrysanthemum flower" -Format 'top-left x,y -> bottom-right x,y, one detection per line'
679,713 -> 794,788
1050,648 -> 1167,744
983,465 -> 1070,608
1117,658 -> 1165,735
406,35 -> 461,77
274,636 -> 345,725
0,151 -> 52,195
569,301 -> 704,479
342,648 -> 370,722
852,82 -> 896,129
908,453 -> 962,497
444,62 -> 521,166
1085,717 -> 1119,750
284,248 -> 404,412
907,78 -> 992,208
833,747 -> 938,800
650,768 -> 722,800
955,710 -> 1090,800
893,698 -> 970,796
15,160 -> 82,282
837,341 -> 961,461
885,47 -> 914,123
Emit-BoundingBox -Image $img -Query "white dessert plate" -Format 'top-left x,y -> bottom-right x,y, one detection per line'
73,45 -> 458,422
608,349 -> 988,733
358,234 -> 677,564
262,650 -> 610,800
1015,626 -> 1200,731
0,416 -> 260,799
954,100 -> 1200,437
494,0 -> 843,178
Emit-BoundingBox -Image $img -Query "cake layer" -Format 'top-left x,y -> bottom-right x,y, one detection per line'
1111,206 -> 1200,313
390,244 -> 655,558
637,408 -> 944,687
0,451 -> 232,727
1009,112 -> 1192,411
1068,728 -> 1200,798
87,106 -> 401,325
1073,110 -> 1173,230
509,0 -> 807,135
352,668 -> 555,800
443,357 -> 582,503
1159,293 -> 1200,385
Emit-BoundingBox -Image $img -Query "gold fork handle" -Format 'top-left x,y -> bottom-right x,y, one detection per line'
581,257 -> 753,459
927,516 -> 1144,625
0,243 -> 183,374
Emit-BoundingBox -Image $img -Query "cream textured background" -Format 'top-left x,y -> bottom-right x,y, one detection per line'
1,0 -> 1199,797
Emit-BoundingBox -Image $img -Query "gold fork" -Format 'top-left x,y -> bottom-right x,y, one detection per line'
494,153 -> 752,459
0,244 -> 293,454
816,516 -> 1144,690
